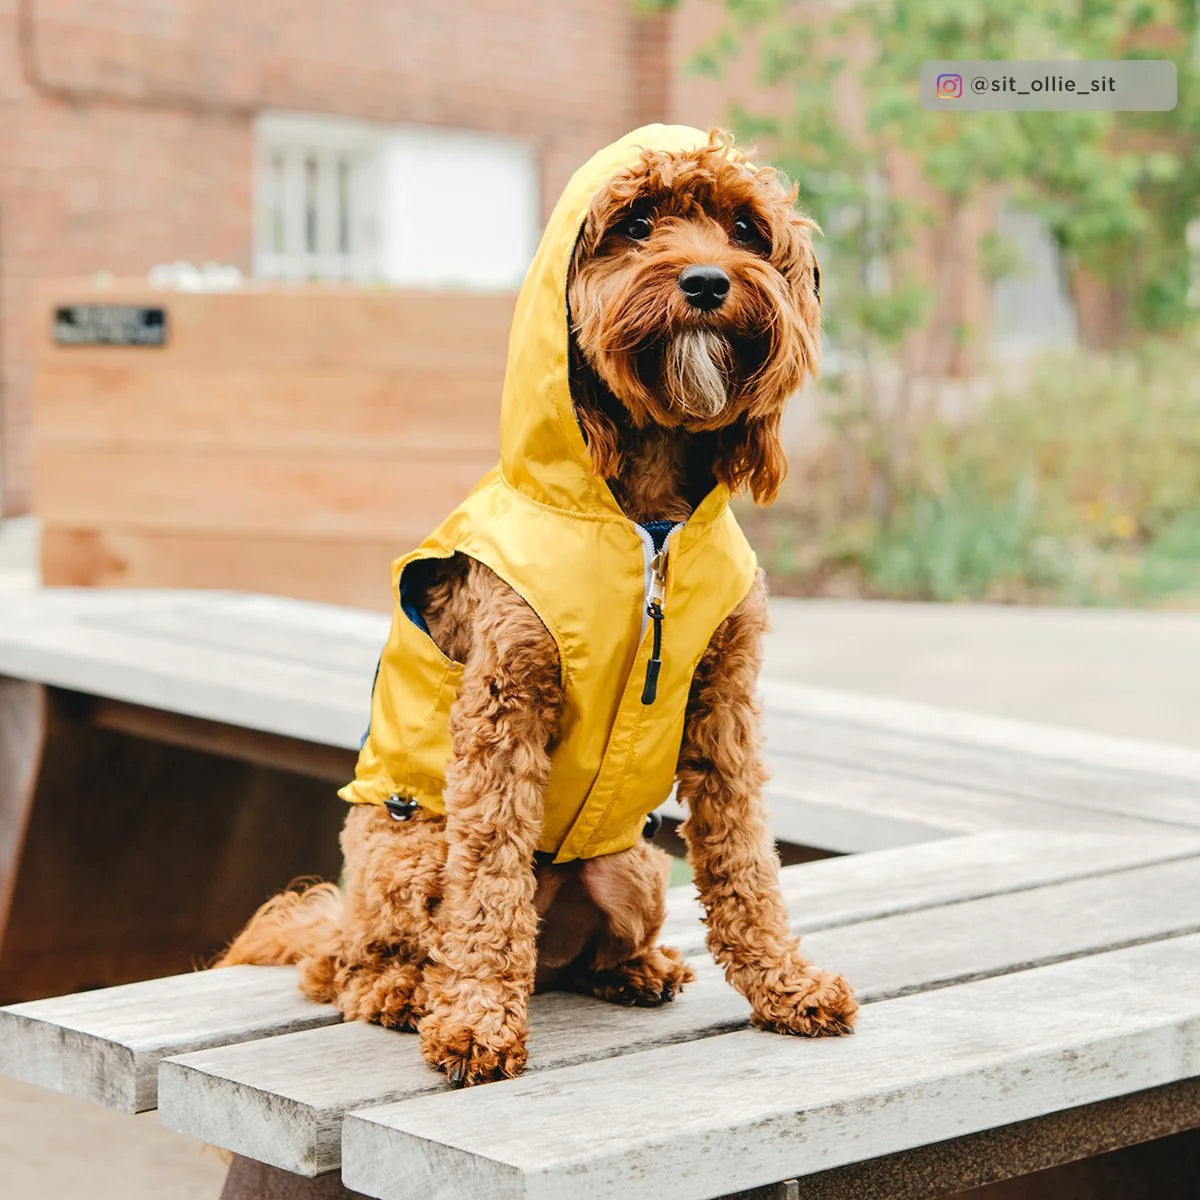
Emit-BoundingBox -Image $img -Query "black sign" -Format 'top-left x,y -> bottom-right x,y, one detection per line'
54,305 -> 167,347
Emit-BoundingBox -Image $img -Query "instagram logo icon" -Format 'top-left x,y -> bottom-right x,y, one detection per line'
936,73 -> 963,99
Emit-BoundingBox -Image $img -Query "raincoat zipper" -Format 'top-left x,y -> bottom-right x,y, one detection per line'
636,523 -> 683,704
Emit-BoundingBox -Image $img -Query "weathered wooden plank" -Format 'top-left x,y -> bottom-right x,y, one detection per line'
90,699 -> 358,782
762,713 -> 1200,835
666,738 -> 1199,854
341,934 -> 1200,1200
0,590 -> 1181,850
820,854 -> 1200,997
755,678 -> 1200,850
34,282 -> 511,603
157,849 -> 1200,1175
0,966 -> 336,1113
661,830 -> 1200,952
0,591 -> 384,749
762,680 -> 1200,785
760,780 -> 955,852
221,1155 -> 371,1200
35,284 -> 514,371
2,592 -> 1193,830
0,677 -> 43,933
755,762 -> 1193,852
730,1078 -> 1200,1200
36,364 -> 501,455
83,592 -> 387,675
0,683 -> 352,1002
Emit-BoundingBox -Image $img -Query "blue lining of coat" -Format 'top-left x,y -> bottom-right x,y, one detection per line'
641,520 -> 674,552
400,575 -> 430,635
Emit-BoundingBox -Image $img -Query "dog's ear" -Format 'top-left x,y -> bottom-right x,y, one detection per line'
712,409 -> 787,505
577,400 -> 625,479
569,341 -> 626,480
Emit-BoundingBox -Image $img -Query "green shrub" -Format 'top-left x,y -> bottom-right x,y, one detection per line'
747,339 -> 1200,606
864,474 -> 1064,602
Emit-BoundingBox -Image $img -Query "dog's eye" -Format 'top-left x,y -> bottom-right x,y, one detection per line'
619,215 -> 653,241
733,215 -> 760,244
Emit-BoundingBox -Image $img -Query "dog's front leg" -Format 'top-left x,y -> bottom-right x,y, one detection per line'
677,573 -> 857,1037
418,573 -> 561,1086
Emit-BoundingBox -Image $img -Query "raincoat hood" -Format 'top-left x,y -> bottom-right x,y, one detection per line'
500,123 -> 727,519
340,125 -> 759,862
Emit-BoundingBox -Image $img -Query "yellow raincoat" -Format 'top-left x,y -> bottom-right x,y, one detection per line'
340,125 -> 758,862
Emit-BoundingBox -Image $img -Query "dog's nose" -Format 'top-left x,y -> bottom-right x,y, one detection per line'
678,264 -> 730,311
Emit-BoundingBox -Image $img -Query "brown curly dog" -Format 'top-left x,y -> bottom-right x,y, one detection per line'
220,131 -> 857,1087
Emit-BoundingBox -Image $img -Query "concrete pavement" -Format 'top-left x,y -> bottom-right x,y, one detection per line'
763,598 -> 1200,750
0,1078 -> 228,1199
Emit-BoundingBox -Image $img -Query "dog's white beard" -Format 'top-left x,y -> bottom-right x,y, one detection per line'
663,329 -> 730,418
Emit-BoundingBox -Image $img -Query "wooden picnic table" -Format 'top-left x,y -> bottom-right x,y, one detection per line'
1,588 -> 1199,1196
1,830 -> 1198,1198
3,587 -> 1200,1003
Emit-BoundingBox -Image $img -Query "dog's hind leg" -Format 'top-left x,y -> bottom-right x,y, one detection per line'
565,840 -> 695,1007
311,804 -> 447,1025
573,943 -> 694,1006
333,956 -> 427,1030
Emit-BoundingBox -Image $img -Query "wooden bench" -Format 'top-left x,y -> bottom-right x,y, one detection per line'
2,830 -> 1198,1198
3,587 -> 1200,1004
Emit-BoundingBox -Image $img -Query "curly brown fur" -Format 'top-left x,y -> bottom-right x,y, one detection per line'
219,130 -> 852,1086
218,880 -> 341,970
679,572 -> 856,1036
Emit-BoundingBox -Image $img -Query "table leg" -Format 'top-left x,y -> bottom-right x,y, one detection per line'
0,678 -> 44,943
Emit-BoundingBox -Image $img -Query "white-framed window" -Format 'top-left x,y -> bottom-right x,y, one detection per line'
255,114 -> 383,282
254,113 -> 538,290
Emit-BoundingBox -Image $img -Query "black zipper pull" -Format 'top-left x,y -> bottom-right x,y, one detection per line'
641,547 -> 668,705
641,600 -> 664,704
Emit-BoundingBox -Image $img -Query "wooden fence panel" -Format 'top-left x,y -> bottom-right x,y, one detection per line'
35,282 -> 514,608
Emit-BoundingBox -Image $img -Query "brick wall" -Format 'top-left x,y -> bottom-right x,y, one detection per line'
0,0 -> 673,513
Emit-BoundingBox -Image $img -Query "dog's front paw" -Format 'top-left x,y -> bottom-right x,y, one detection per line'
750,967 -> 858,1038
418,1012 -> 528,1087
